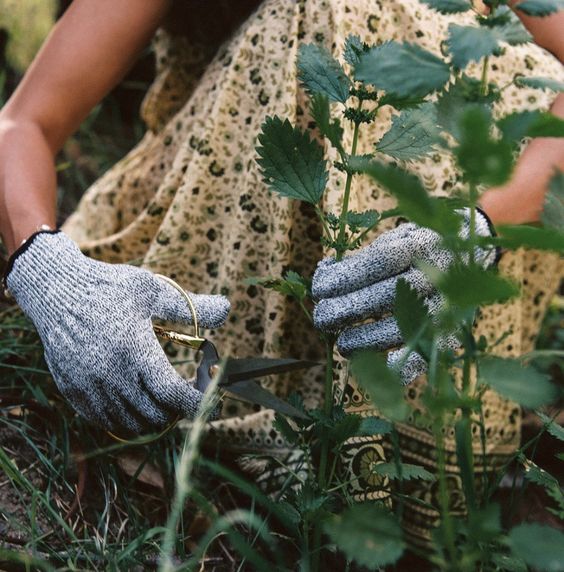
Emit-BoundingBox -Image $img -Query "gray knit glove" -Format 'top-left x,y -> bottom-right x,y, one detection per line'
5,231 -> 230,433
312,208 -> 497,384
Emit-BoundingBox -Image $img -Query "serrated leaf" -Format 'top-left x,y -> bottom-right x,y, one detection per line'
515,76 -> 564,91
273,413 -> 300,444
360,161 -> 460,235
373,462 -> 435,481
247,270 -> 310,301
508,524 -> 564,572
421,0 -> 471,13
297,43 -> 351,103
536,411 -> 564,441
346,209 -> 379,232
516,0 -> 564,17
542,171 -> 564,230
343,34 -> 365,68
479,356 -> 558,408
435,263 -> 520,308
358,417 -> 393,436
488,225 -> 564,253
329,414 -> 362,447
496,18 -> 533,46
498,110 -> 564,141
351,351 -> 409,421
324,504 -> 405,569
455,106 -> 513,186
520,455 -> 563,511
447,24 -> 501,69
375,103 -> 443,161
436,75 -> 499,139
355,41 -> 451,98
309,93 -> 344,152
446,20 -> 531,70
256,116 -> 328,204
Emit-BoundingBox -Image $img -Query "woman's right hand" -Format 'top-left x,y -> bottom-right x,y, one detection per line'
5,231 -> 230,434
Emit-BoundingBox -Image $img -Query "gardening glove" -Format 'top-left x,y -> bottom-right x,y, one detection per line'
3,230 -> 230,433
312,208 -> 498,384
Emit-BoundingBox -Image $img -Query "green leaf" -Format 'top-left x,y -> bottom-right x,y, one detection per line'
455,417 -> 476,508
516,0 -> 564,17
247,270 -> 310,301
536,411 -> 564,441
309,93 -> 344,152
273,413 -> 300,444
447,24 -> 501,69
329,414 -> 362,447
373,462 -> 435,481
394,279 -> 432,350
420,0 -> 471,13
297,43 -> 351,103
343,34 -> 365,68
479,356 -> 558,408
378,93 -> 427,110
346,209 -> 379,232
488,225 -> 564,253
436,78 -> 499,140
498,110 -> 564,141
355,41 -> 451,98
324,504 -> 405,569
360,160 -> 460,235
495,19 -> 533,46
515,76 -> 564,91
467,503 -> 502,542
491,553 -> 528,572
357,417 -> 393,436
520,455 -> 564,516
542,171 -> 564,230
256,116 -> 328,204
434,263 -> 520,308
508,524 -> 564,572
455,106 -> 513,186
375,103 -> 443,161
351,351 -> 409,421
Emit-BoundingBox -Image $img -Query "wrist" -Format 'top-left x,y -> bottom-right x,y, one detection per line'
2,227 -> 60,297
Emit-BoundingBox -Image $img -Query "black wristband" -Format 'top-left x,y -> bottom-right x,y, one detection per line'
476,206 -> 502,266
2,229 -> 60,293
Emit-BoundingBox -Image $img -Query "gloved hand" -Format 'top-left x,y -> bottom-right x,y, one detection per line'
4,230 -> 230,433
312,208 -> 498,384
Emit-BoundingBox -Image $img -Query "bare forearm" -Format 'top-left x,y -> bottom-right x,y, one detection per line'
0,0 -> 171,256
480,93 -> 564,226
0,121 -> 57,254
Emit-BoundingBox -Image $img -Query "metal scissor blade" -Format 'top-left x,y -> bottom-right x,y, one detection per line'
222,357 -> 321,384
224,379 -> 310,420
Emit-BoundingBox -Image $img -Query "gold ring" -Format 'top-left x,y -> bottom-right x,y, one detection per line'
107,274 -> 203,444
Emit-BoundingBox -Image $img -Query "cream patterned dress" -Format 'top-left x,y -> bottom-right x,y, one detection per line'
63,0 -> 563,546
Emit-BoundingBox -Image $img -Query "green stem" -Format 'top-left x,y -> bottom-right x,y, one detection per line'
335,102 -> 363,261
318,338 -> 336,489
429,339 -> 458,569
311,337 -> 335,572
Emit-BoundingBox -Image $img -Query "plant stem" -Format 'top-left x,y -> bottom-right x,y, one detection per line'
429,339 -> 458,569
335,101 -> 363,261
319,337 -> 336,489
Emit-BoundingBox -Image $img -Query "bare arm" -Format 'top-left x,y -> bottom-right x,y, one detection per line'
0,0 -> 171,255
479,2 -> 564,225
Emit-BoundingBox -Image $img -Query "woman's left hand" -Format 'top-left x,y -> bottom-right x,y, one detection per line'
312,208 -> 497,384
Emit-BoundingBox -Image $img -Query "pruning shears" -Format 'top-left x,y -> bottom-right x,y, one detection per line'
153,275 -> 315,420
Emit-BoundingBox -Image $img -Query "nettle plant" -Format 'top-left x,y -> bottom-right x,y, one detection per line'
247,0 -> 564,570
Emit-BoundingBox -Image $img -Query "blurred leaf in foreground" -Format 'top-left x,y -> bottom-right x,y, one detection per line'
324,504 -> 405,569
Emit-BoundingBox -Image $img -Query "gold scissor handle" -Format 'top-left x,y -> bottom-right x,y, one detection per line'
153,273 -> 206,350
107,274 -> 204,444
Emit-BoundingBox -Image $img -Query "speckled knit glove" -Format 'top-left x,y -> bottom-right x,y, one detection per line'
312,208 -> 498,384
4,230 -> 230,433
